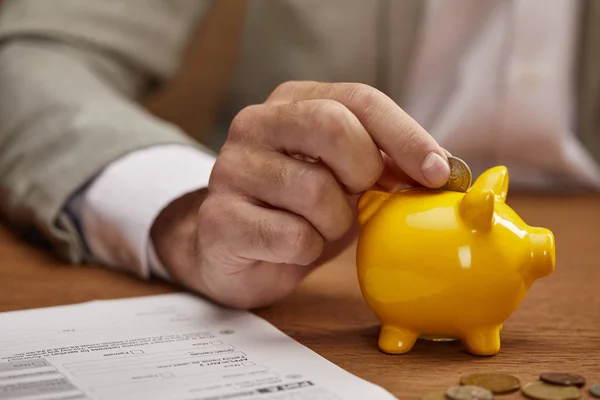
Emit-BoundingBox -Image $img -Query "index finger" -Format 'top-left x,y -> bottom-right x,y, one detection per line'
267,81 -> 450,188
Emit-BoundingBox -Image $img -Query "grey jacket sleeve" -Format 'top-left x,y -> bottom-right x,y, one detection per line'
0,0 -> 214,263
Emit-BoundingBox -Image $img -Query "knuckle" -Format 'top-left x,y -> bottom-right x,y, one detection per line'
330,212 -> 354,242
254,216 -> 275,252
197,196 -> 227,238
275,100 -> 303,122
345,83 -> 382,120
362,157 -> 385,190
340,206 -> 355,235
261,157 -> 288,189
279,220 -> 315,262
209,148 -> 241,188
271,80 -> 301,98
309,101 -> 350,142
228,104 -> 263,142
299,167 -> 334,208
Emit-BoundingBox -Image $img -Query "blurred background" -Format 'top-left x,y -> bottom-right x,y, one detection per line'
0,0 -> 598,264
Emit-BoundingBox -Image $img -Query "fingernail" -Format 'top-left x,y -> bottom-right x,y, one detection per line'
422,152 -> 450,187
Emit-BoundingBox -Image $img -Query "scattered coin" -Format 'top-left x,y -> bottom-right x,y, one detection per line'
589,382 -> 600,399
522,382 -> 580,400
419,335 -> 458,342
441,156 -> 472,192
421,391 -> 447,400
460,373 -> 521,394
446,385 -> 493,400
539,373 -> 586,387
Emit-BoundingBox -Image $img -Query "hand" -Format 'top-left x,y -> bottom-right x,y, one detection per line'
153,81 -> 450,309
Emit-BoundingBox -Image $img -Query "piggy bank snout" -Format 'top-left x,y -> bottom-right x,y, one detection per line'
526,227 -> 556,279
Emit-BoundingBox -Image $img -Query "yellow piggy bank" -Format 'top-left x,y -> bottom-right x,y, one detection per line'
356,166 -> 555,356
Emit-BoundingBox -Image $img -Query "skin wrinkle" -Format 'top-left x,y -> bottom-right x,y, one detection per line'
253,215 -> 275,259
307,99 -> 383,192
226,147 -> 351,242
197,200 -> 255,277
208,260 -> 303,309
362,95 -> 426,162
311,95 -> 384,190
218,200 -> 322,266
296,165 -> 352,240
266,82 -> 425,192
344,83 -> 384,123
267,82 -> 446,188
261,154 -> 288,190
211,147 -> 270,208
270,99 -> 383,193
392,118 -> 423,156
272,101 -> 324,160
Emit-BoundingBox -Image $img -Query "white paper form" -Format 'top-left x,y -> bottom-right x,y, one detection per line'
0,293 -> 397,400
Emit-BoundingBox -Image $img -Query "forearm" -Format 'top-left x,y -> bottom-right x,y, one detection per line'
0,39 -> 205,268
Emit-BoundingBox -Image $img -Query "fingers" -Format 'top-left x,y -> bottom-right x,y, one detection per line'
193,191 -> 327,309
212,147 -> 353,241
267,81 -> 450,188
228,99 -> 384,194
195,195 -> 318,309
198,195 -> 324,267
376,152 -> 417,190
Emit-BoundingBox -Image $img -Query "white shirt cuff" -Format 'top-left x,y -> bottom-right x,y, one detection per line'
69,144 -> 215,279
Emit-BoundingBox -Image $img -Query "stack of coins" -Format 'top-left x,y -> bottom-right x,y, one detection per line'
421,372 -> 600,400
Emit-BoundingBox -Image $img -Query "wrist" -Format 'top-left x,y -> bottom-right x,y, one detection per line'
150,188 -> 208,283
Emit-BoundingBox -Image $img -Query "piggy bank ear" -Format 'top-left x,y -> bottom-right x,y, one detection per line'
357,190 -> 392,226
459,187 -> 495,232
471,166 -> 509,202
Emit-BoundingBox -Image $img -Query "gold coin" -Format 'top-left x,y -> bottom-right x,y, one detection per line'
421,391 -> 447,400
446,385 -> 493,400
441,156 -> 472,192
590,382 -> 600,399
522,382 -> 580,400
460,373 -> 521,394
419,334 -> 458,342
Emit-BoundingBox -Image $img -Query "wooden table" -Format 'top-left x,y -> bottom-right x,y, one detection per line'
1,194 -> 599,400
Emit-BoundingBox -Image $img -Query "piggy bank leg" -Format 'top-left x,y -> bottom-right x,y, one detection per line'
462,325 -> 501,356
378,326 -> 418,354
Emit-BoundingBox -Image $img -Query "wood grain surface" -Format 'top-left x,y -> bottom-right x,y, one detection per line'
1,194 -> 599,400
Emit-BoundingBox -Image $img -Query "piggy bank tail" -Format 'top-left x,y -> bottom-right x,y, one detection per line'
357,190 -> 392,226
